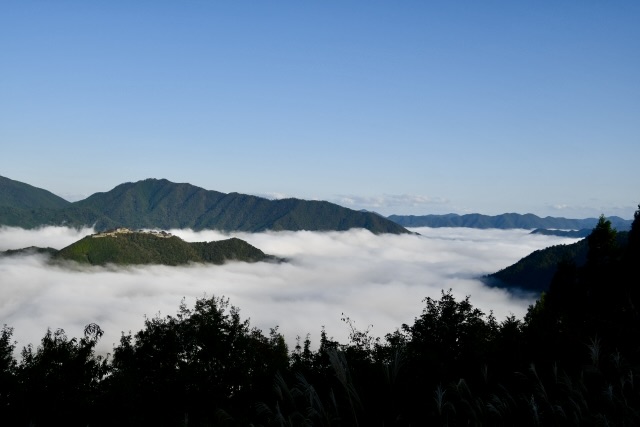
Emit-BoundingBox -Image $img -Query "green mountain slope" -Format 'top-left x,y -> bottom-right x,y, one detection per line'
487,240 -> 589,293
72,179 -> 227,229
53,229 -> 275,266
0,175 -> 70,210
72,179 -> 409,233
488,231 -> 629,292
0,177 -> 409,234
389,212 -> 633,231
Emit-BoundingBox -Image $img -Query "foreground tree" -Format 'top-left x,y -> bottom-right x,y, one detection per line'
104,296 -> 288,426
15,324 -> 108,426
587,215 -> 618,266
0,326 -> 17,419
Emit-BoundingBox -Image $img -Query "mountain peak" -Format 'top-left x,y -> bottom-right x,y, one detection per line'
0,177 -> 409,234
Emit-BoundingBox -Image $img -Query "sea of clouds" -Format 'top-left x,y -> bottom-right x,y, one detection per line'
0,226 -> 582,357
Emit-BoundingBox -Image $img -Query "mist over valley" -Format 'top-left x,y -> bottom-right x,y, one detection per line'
2,1 -> 638,422
0,225 -> 581,356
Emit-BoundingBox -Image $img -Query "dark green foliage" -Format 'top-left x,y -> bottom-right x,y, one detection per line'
191,237 -> 272,264
53,231 -> 275,266
489,231 -> 629,292
0,175 -> 70,210
14,324 -> 109,426
0,205 -> 118,229
389,212 -> 633,230
629,204 -> 640,249
587,214 -> 619,265
624,205 -> 640,296
517,215 -> 640,422
524,212 -> 640,361
0,326 -> 17,415
403,290 -> 497,378
55,233 -> 199,265
0,177 -> 409,234
105,296 -> 289,426
489,239 -> 589,292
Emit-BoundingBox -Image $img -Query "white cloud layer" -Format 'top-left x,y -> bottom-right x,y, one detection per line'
0,226 -> 96,251
0,227 -> 581,357
252,192 -> 292,200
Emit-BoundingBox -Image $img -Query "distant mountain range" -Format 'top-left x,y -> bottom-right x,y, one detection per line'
1,228 -> 276,266
388,212 -> 632,231
0,176 -> 408,234
2,175 -> 632,235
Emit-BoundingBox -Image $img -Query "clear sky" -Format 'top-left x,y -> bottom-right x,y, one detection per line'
1,1 -> 638,218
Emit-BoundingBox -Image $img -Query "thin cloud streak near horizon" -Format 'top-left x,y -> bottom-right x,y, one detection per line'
0,227 -> 581,357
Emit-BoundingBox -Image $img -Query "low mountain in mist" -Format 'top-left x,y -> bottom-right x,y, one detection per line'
488,231 -> 629,292
530,228 -> 592,238
388,212 -> 633,231
0,246 -> 58,257
52,228 -> 276,266
0,176 -> 409,234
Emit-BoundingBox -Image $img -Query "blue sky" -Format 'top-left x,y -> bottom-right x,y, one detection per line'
1,1 -> 638,218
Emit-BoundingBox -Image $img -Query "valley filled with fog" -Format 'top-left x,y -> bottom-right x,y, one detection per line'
0,226 -> 581,356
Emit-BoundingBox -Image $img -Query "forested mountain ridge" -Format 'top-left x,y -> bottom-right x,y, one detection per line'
0,177 -> 409,234
4,175 -> 632,234
488,230 -> 629,292
488,239 -> 589,292
389,212 -> 633,230
0,175 -> 70,210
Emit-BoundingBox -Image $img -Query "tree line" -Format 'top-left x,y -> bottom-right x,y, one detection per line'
1,207 -> 639,426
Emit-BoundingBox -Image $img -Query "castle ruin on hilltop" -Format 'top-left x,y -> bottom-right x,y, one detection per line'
91,228 -> 173,238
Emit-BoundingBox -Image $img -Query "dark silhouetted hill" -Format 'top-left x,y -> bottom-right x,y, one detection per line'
488,231 -> 629,292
